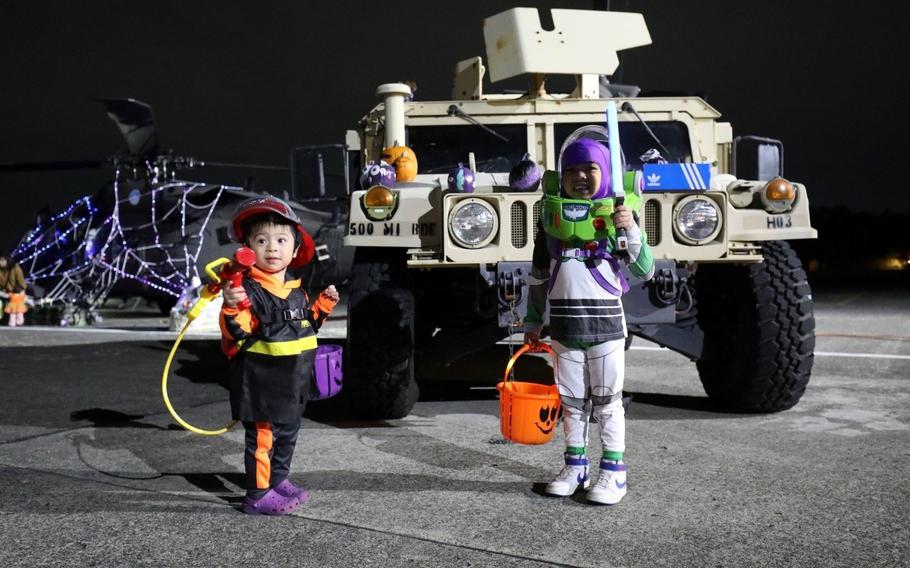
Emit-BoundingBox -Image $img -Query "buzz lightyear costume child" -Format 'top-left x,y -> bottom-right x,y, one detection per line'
525,138 -> 654,505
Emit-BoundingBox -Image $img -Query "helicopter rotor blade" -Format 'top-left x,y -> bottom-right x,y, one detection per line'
93,97 -> 159,156
200,160 -> 290,171
0,159 -> 108,172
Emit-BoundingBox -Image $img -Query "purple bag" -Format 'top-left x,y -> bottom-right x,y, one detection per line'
311,344 -> 343,400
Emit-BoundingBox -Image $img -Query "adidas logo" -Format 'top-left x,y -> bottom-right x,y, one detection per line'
647,173 -> 661,185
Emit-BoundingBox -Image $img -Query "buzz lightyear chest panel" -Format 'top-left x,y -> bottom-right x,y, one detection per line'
542,196 -> 617,242
541,170 -> 643,244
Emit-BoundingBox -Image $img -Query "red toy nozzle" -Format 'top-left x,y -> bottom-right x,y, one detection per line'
234,247 -> 256,268
219,247 -> 255,310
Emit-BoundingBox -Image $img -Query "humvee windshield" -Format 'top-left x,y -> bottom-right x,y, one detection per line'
554,121 -> 692,168
407,124 -> 528,174
405,120 -> 692,176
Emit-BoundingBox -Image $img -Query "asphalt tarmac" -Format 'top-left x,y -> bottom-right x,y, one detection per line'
0,285 -> 907,568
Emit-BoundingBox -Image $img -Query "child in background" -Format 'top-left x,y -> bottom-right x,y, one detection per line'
4,287 -> 27,326
220,196 -> 339,515
0,253 -> 28,326
524,138 -> 654,505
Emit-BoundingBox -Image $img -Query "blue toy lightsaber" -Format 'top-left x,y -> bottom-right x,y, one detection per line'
606,101 -> 628,253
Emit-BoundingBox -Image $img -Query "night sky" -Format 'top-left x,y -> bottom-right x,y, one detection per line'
1,1 -> 906,253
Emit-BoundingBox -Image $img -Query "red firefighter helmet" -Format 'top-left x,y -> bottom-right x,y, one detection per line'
231,196 -> 315,268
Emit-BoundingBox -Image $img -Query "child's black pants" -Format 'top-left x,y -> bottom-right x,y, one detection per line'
242,421 -> 299,499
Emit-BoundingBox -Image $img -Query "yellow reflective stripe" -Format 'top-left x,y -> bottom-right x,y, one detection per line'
243,335 -> 318,356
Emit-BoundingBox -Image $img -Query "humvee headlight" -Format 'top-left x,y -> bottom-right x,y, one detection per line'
673,196 -> 721,245
362,185 -> 397,220
760,177 -> 796,213
449,198 -> 498,248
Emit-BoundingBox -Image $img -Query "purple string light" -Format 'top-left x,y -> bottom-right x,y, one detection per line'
12,169 -> 233,313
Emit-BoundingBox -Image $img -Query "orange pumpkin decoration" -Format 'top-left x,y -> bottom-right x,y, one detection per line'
380,145 -> 418,182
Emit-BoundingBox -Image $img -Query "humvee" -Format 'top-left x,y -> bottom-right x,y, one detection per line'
341,7 -> 817,419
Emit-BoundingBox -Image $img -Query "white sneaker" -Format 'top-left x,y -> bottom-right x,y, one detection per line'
587,460 -> 627,505
545,455 -> 590,496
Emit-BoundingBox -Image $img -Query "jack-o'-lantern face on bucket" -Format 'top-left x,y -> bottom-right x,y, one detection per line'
536,403 -> 560,435
332,359 -> 342,387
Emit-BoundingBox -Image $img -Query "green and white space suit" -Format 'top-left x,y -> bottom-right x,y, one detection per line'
525,187 -> 655,456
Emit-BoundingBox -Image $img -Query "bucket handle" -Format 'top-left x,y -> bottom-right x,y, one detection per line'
503,343 -> 555,384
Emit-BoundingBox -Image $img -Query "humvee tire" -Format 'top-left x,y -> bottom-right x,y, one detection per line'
695,241 -> 815,412
347,258 -> 419,419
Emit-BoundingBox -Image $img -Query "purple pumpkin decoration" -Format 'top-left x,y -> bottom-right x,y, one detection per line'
509,153 -> 542,191
359,160 -> 397,190
447,163 -> 476,193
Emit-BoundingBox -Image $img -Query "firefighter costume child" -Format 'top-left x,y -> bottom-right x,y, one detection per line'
524,138 -> 655,505
220,196 -> 339,515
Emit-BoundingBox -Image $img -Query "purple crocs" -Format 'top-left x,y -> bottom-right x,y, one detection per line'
273,479 -> 311,504
241,489 -> 300,516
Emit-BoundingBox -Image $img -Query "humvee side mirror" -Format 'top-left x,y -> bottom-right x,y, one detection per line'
733,135 -> 784,181
290,144 -> 351,201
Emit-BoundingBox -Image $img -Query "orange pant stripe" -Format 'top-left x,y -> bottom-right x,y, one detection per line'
254,422 -> 272,489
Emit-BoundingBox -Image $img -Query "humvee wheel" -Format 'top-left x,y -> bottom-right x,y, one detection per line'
347,261 -> 418,419
695,241 -> 815,412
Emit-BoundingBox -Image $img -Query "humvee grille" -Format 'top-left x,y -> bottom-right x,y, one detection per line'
533,200 -> 542,241
644,199 -> 660,246
510,202 -> 527,248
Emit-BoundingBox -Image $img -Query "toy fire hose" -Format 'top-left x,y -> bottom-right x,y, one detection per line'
161,247 -> 255,435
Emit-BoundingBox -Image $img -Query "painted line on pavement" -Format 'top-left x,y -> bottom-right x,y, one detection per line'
1,325 -> 214,336
3,326 -> 173,334
817,332 -> 910,342
630,345 -> 910,361
8,327 -> 909,360
812,350 -> 910,360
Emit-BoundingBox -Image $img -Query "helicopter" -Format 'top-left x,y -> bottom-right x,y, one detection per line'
2,98 -> 353,325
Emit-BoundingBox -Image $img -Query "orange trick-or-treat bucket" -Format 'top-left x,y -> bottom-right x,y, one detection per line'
496,343 -> 560,445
